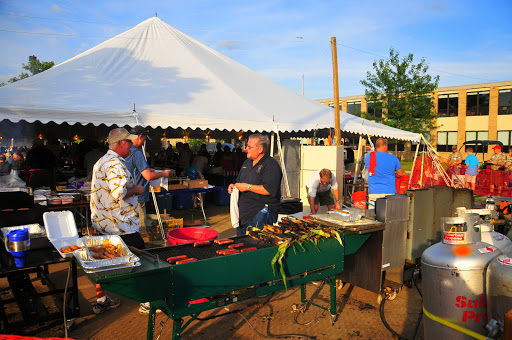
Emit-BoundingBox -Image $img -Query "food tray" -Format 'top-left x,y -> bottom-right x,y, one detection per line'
325,209 -> 364,222
74,248 -> 140,271
79,235 -> 139,269
44,211 -> 82,258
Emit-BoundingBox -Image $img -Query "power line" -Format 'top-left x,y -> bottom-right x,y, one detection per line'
337,42 -> 497,83
0,12 -> 133,26
0,12 -> 301,39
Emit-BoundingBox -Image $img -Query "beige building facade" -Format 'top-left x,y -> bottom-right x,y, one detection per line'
317,80 -> 512,160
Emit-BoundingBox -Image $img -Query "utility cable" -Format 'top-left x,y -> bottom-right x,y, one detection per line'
63,261 -> 72,338
237,312 -> 316,339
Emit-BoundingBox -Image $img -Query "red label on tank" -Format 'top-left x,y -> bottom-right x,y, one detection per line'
443,232 -> 465,244
455,295 -> 488,323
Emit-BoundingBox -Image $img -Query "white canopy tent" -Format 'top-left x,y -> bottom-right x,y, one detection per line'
0,17 -> 420,142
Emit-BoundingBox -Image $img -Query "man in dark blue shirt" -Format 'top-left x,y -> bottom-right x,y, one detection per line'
228,134 -> 282,236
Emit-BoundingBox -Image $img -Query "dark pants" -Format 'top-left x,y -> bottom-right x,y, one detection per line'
237,211 -> 278,236
120,232 -> 145,249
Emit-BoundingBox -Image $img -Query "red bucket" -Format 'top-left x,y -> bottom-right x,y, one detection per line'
166,227 -> 219,245
352,191 -> 367,209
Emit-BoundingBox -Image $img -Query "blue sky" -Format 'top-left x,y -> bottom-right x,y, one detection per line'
0,0 -> 511,100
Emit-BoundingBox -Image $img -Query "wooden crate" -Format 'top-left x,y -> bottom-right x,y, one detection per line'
185,179 -> 208,189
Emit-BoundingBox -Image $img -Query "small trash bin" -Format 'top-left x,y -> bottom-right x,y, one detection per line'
173,193 -> 193,210
214,187 -> 230,206
156,192 -> 173,213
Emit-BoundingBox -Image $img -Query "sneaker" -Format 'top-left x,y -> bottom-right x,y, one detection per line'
93,296 -> 120,315
139,302 -> 162,314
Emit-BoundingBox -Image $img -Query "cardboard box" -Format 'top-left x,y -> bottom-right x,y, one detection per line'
167,184 -> 187,190
185,179 -> 208,189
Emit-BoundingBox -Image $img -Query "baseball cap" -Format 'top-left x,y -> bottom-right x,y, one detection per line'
108,128 -> 138,145
492,145 -> 502,150
130,126 -> 152,140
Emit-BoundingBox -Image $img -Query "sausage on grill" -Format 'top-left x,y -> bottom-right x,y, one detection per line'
166,255 -> 188,263
214,239 -> 235,245
175,258 -> 197,264
228,243 -> 244,249
216,249 -> 239,255
194,241 -> 211,247
240,247 -> 257,252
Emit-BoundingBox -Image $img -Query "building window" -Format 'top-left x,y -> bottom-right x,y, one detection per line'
367,101 -> 382,118
498,89 -> 511,115
466,91 -> 489,116
437,131 -> 457,152
497,130 -> 511,152
438,93 -> 459,117
347,101 -> 361,116
328,103 -> 342,111
466,131 -> 490,153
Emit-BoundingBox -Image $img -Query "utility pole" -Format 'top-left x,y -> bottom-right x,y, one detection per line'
331,37 -> 341,146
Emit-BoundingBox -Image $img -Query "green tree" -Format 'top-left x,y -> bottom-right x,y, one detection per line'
6,56 -> 54,84
360,48 -> 440,134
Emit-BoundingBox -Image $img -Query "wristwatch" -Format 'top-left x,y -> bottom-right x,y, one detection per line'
248,185 -> 252,191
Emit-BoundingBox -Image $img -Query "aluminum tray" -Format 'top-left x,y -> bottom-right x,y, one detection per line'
79,235 -> 139,268
1,224 -> 52,250
325,209 -> 364,222
1,224 -> 46,238
74,248 -> 140,271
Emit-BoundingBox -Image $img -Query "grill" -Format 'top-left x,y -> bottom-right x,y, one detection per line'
145,236 -> 273,261
90,222 -> 383,340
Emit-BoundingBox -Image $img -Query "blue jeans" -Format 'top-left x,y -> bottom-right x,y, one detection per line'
237,211 -> 278,236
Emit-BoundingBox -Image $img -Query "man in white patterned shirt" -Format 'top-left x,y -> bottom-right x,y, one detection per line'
90,127 -> 144,314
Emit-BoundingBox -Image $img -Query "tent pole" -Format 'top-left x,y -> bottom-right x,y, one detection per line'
331,37 -> 341,146
275,128 -> 290,197
270,132 -> 275,158
409,140 -> 420,188
352,136 -> 364,197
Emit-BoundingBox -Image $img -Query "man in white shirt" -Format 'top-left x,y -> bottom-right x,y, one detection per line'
306,169 -> 341,215
90,128 -> 144,315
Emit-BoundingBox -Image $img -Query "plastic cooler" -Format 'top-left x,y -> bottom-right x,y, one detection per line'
166,227 -> 218,245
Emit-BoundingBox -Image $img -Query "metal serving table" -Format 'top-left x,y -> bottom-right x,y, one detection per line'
0,244 -> 80,332
89,220 -> 383,340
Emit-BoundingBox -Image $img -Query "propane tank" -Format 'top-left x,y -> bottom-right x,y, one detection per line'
456,207 -> 512,253
485,252 -> 512,339
478,221 -> 512,253
421,213 -> 502,339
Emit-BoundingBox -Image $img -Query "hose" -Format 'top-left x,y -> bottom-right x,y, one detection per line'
379,295 -> 409,340
411,273 -> 423,340
237,312 -> 316,339
63,261 -> 72,338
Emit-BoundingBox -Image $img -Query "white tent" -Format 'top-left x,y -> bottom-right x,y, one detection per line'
0,17 -> 420,142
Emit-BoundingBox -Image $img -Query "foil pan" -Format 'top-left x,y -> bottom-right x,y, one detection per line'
1,224 -> 52,250
78,235 -> 139,269
74,249 -> 140,273
322,209 -> 364,222
1,224 -> 46,238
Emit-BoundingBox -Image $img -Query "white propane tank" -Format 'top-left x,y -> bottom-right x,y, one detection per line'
478,221 -> 512,253
485,252 -> 512,338
421,213 -> 502,339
